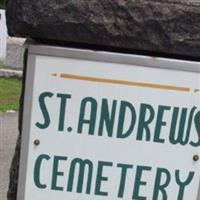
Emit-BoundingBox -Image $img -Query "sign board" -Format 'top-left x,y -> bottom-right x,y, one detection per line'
18,45 -> 200,200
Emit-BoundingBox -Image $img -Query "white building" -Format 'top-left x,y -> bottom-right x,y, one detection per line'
0,9 -> 7,63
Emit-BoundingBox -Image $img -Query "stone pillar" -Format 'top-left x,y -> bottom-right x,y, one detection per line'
7,49 -> 27,200
5,1 -> 200,199
6,0 -> 200,59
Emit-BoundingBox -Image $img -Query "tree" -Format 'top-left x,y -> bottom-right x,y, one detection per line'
0,0 -> 5,9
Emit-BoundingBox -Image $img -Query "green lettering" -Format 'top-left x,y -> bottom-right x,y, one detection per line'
51,156 -> 67,191
35,92 -> 53,129
34,154 -> 50,189
170,108 -> 191,145
152,168 -> 171,200
57,93 -> 71,131
190,110 -> 200,147
95,161 -> 113,196
175,170 -> 194,200
98,99 -> 117,137
67,158 -> 93,194
78,97 -> 97,135
154,105 -> 170,143
137,104 -> 154,141
132,165 -> 151,200
117,163 -> 133,198
117,101 -> 136,138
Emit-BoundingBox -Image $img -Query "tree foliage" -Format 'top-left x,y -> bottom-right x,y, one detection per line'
0,0 -> 5,9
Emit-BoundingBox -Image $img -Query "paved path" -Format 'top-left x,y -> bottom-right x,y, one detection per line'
0,112 -> 19,200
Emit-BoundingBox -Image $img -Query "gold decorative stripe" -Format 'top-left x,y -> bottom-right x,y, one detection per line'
57,73 -> 190,92
194,89 -> 200,93
52,73 -> 57,77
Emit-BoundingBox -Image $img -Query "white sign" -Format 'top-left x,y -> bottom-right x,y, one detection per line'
18,45 -> 200,200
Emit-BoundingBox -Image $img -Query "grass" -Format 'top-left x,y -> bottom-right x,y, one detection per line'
0,78 -> 22,112
0,62 -> 4,68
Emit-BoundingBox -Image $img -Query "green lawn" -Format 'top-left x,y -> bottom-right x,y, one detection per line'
0,78 -> 22,112
0,62 -> 4,68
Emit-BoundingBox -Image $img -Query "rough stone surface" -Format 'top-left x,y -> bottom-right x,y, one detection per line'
0,69 -> 22,78
6,37 -> 25,69
6,0 -> 200,59
7,49 -> 27,200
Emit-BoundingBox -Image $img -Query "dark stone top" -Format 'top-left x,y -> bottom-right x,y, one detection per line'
6,0 -> 200,58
